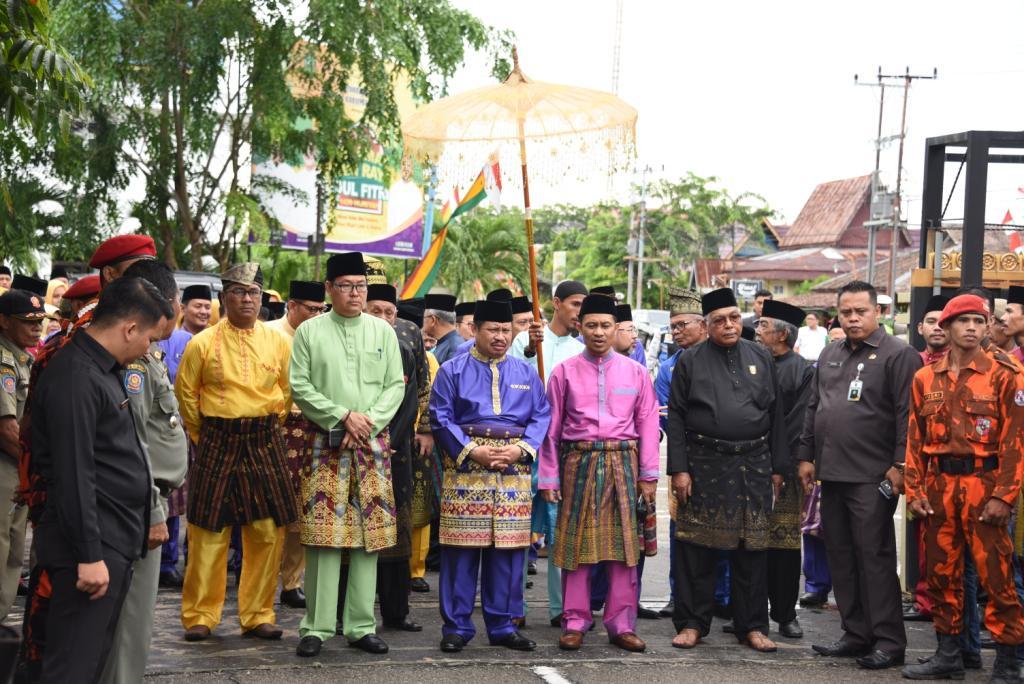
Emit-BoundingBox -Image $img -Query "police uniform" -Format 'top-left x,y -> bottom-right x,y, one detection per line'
0,290 -> 40,620
100,343 -> 188,684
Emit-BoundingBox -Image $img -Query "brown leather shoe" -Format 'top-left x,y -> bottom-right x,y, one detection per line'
559,630 -> 584,651
243,623 -> 283,640
610,632 -> 646,652
184,625 -> 211,642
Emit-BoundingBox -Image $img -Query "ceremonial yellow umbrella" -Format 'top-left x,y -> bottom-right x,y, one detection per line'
402,48 -> 637,379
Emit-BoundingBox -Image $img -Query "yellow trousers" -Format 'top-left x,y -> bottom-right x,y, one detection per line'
181,518 -> 284,631
279,522 -> 304,591
408,524 -> 430,579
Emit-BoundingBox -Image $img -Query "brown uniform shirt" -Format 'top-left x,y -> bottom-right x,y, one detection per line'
799,326 -> 922,482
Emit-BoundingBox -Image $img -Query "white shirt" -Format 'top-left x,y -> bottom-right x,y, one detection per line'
795,325 -> 828,361
509,326 -> 584,382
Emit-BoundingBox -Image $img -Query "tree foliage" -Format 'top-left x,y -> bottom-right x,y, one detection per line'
1,0 -> 91,136
38,0 -> 510,271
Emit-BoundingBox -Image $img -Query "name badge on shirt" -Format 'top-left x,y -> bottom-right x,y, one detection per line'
748,365 -> 757,375
847,362 -> 864,402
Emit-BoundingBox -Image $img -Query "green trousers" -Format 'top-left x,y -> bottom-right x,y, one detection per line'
300,546 -> 377,642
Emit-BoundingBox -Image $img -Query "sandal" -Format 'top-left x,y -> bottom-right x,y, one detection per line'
742,630 -> 777,653
671,628 -> 701,649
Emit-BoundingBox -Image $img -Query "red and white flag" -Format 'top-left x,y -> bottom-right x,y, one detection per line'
1002,209 -> 1023,253
483,152 -> 502,209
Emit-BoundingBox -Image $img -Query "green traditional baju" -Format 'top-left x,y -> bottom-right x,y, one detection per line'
290,311 -> 405,642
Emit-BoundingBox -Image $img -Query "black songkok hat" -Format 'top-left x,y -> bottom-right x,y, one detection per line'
12,274 -> 47,298
289,280 -> 326,303
397,298 -> 425,328
590,285 -> 616,297
366,284 -> 397,305
510,296 -> 532,315
326,252 -> 367,280
579,294 -> 617,319
261,291 -> 272,308
553,280 -> 588,300
1007,286 -> 1024,306
701,287 -> 738,316
924,294 -> 951,316
182,284 -> 212,303
266,301 -> 286,320
50,265 -> 69,281
762,300 -> 807,329
741,325 -> 756,341
455,302 -> 476,317
424,293 -> 456,313
0,266 -> 10,277
486,288 -> 513,302
614,303 -> 633,322
473,300 -> 513,324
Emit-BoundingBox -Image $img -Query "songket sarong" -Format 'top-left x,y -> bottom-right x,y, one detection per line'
767,473 -> 803,551
188,415 -> 298,531
552,439 -> 641,572
439,425 -> 532,549
299,427 -> 397,552
674,432 -> 772,551
411,445 -> 441,528
281,412 -> 309,498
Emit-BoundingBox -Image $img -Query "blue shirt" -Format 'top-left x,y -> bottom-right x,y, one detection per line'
158,328 -> 194,384
432,329 -> 463,366
655,349 -> 681,429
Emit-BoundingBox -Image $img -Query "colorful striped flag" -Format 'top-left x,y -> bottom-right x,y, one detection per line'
400,161 -> 501,299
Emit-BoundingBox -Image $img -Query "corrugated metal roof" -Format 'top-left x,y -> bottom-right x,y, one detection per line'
780,175 -> 872,248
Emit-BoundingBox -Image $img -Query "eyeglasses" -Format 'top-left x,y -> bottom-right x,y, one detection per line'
226,287 -> 262,300
670,320 -> 698,331
299,303 -> 327,314
330,282 -> 368,294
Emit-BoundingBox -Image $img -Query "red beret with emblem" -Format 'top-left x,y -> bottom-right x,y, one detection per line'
63,274 -> 101,300
88,235 -> 157,268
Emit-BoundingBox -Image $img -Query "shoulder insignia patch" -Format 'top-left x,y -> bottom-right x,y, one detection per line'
0,350 -> 14,367
1015,389 -> 1024,407
124,369 -> 145,395
923,391 -> 944,402
0,367 -> 15,395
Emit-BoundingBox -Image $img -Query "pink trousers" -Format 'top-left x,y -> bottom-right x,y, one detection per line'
561,561 -> 637,637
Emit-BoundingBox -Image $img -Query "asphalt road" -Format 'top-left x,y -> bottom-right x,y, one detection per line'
0,447 -> 984,683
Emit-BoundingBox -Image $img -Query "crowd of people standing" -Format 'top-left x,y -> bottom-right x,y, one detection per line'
2,234 -> 1024,684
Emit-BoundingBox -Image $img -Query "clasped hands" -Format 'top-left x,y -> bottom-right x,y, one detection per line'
469,444 -> 522,472
341,411 -> 374,449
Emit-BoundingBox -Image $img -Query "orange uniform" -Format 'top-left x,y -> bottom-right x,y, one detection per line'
905,350 -> 1024,643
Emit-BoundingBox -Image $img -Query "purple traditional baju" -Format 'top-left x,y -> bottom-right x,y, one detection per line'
429,348 -> 550,643
539,349 -> 659,638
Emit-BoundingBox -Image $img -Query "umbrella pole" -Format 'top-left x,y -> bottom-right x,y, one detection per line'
518,124 -> 545,381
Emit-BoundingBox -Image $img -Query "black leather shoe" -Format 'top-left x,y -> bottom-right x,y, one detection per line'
410,577 -> 430,593
349,634 -> 388,654
550,614 -> 563,628
857,649 -> 904,669
902,605 -> 932,622
778,619 -> 803,639
492,631 -> 536,651
159,569 -> 185,589
799,591 -> 828,608
281,588 -> 306,609
812,640 -> 871,658
384,617 -> 423,632
917,650 -> 982,670
296,636 -> 322,657
637,605 -> 660,620
527,561 -> 538,575
658,601 -> 674,617
525,579 -> 534,589
440,633 -> 466,652
721,620 -> 735,634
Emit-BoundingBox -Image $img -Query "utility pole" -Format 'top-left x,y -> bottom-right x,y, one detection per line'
881,67 -> 937,317
854,67 -> 887,285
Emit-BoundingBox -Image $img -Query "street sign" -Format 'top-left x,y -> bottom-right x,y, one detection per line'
732,279 -> 763,300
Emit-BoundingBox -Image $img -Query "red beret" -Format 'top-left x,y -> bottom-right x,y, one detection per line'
88,235 -> 157,268
63,274 -> 101,300
938,294 -> 990,328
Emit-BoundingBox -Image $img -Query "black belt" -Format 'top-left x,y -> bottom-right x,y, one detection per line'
685,431 -> 768,455
934,455 -> 998,475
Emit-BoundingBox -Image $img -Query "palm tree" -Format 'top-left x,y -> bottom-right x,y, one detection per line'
0,178 -> 66,271
438,209 -> 530,300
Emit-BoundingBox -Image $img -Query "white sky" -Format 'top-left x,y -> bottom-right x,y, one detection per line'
447,0 -> 1024,228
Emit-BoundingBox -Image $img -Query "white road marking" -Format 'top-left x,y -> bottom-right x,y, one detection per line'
532,665 -> 573,684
